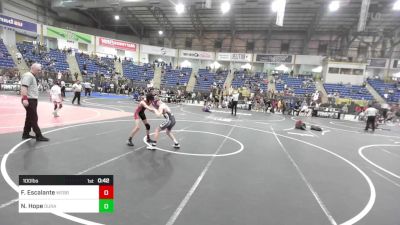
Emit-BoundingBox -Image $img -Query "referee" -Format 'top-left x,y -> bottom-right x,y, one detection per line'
231,90 -> 239,116
21,63 -> 49,141
364,104 -> 378,132
72,80 -> 82,105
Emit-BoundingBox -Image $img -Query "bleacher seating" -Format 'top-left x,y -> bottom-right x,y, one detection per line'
275,75 -> 316,95
0,39 -> 15,69
368,79 -> 400,103
75,53 -> 115,76
161,67 -> 192,87
123,61 -> 154,87
254,72 -> 268,92
17,42 -> 45,68
101,57 -> 115,73
16,42 -> 69,72
231,71 -> 246,88
231,71 -> 268,92
194,69 -> 228,92
49,49 -> 69,72
323,83 -> 374,100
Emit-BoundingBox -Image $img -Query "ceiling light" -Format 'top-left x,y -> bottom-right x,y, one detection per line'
176,3 -> 185,14
329,1 -> 340,12
114,15 -> 120,20
394,0 -> 400,10
271,0 -> 280,12
272,0 -> 286,12
158,30 -> 163,36
221,1 -> 231,14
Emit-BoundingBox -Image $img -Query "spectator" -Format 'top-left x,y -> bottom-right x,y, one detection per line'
110,82 -> 115,93
16,52 -> 22,64
342,104 -> 348,114
57,71 -> 62,80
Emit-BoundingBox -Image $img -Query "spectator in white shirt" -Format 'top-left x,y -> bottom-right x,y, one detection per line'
57,71 -> 62,80
16,52 -> 22,64
110,83 -> 115,93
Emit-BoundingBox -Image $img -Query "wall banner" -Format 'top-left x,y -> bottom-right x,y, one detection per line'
0,14 -> 37,33
180,49 -> 215,60
46,26 -> 93,44
255,54 -> 293,63
98,37 -> 136,52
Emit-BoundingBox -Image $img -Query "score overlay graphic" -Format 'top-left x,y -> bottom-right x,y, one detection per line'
18,175 -> 114,213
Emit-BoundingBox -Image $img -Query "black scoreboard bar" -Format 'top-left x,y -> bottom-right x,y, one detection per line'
19,175 -> 113,185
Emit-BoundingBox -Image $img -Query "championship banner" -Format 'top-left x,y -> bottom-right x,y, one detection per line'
255,54 -> 293,63
98,37 -> 136,52
0,14 -> 37,33
46,26 -> 93,44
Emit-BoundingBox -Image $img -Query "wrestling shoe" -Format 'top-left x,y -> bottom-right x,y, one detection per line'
126,140 -> 134,146
147,138 -> 156,143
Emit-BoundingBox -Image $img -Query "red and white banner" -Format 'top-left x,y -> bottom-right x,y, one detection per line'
99,37 -> 136,52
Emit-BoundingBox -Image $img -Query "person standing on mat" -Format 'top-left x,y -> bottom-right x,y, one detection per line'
50,81 -> 63,117
20,63 -> 49,141
60,80 -> 66,99
72,80 -> 82,105
84,81 -> 91,97
231,90 -> 239,116
126,93 -> 156,146
147,96 -> 180,150
365,104 -> 378,132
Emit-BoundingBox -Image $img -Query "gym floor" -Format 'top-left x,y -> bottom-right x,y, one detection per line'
0,93 -> 399,225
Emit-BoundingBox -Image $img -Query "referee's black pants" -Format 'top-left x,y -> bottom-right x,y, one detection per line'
23,99 -> 42,137
231,101 -> 238,116
85,88 -> 91,96
61,86 -> 66,97
72,92 -> 81,104
365,116 -> 376,131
